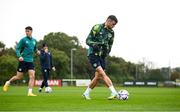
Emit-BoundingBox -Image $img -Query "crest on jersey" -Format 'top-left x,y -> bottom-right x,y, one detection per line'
33,41 -> 36,45
44,69 -> 47,72
108,33 -> 112,38
93,63 -> 97,68
19,68 -> 22,72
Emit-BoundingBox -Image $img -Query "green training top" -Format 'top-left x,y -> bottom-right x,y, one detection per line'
86,23 -> 114,57
16,36 -> 38,62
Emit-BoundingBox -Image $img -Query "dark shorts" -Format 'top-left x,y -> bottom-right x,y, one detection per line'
17,61 -> 34,72
88,54 -> 106,70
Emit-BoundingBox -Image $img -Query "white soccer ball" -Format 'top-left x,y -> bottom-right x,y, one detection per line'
45,87 -> 52,93
118,89 -> 129,100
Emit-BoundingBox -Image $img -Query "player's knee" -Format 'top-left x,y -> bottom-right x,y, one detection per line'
29,70 -> 35,79
29,74 -> 35,79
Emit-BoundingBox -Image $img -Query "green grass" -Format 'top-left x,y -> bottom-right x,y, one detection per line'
0,86 -> 180,111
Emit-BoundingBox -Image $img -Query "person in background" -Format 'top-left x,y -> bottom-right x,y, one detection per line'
39,43 -> 56,92
3,26 -> 40,96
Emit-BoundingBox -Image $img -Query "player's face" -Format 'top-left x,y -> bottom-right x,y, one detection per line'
43,46 -> 48,50
25,30 -> 32,37
43,46 -> 48,52
106,19 -> 117,29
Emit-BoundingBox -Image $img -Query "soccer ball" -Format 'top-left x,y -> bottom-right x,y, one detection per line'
45,87 -> 52,93
118,89 -> 129,100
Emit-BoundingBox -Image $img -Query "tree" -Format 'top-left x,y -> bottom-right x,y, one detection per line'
39,32 -> 79,57
0,55 -> 18,85
147,69 -> 164,81
50,48 -> 70,79
106,56 -> 135,83
171,71 -> 180,81
0,41 -> 5,48
160,67 -> 171,80
0,41 -> 5,56
73,47 -> 91,79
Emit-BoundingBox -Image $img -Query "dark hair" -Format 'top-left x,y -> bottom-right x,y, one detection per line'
107,15 -> 118,23
25,26 -> 33,31
42,43 -> 48,47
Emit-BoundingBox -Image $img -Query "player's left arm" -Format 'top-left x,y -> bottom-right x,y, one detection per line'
108,32 -> 115,54
50,53 -> 56,71
34,40 -> 40,55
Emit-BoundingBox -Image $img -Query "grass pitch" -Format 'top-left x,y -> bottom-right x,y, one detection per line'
0,86 -> 180,111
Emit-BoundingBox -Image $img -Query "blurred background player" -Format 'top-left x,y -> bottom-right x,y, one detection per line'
38,43 -> 56,92
3,26 -> 40,96
83,15 -> 118,100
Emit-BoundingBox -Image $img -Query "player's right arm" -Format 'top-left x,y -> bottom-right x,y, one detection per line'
16,39 -> 24,61
86,24 -> 102,47
86,24 -> 103,54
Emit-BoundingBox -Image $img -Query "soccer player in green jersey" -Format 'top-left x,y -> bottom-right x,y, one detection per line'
83,15 -> 118,100
3,26 -> 40,96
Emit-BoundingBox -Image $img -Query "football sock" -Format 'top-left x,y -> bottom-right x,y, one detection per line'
28,88 -> 33,94
109,86 -> 117,95
6,81 -> 10,85
84,87 -> 92,95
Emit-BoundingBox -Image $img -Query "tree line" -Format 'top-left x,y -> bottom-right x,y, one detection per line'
0,32 -> 180,85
